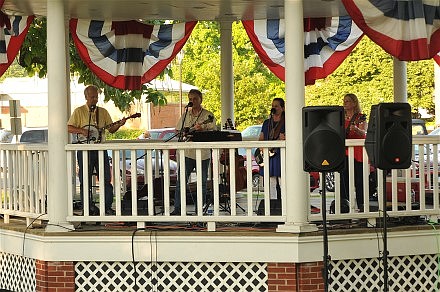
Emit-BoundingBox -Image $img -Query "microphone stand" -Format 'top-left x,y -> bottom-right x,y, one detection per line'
268,112 -> 274,140
178,106 -> 191,142
86,106 -> 95,144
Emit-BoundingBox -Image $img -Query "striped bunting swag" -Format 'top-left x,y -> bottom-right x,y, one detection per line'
70,20 -> 197,90
435,53 -> 440,66
242,17 -> 363,85
0,12 -> 34,77
342,0 -> 440,61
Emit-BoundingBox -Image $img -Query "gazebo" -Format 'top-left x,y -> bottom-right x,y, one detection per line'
1,1 -> 440,291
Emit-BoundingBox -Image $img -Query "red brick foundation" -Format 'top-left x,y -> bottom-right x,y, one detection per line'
268,262 -> 324,291
36,260 -> 75,292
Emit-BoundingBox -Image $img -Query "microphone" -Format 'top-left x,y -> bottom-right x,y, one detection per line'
185,102 -> 193,108
270,108 -> 276,115
90,105 -> 96,112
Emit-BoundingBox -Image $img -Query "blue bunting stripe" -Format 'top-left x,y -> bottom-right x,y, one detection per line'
342,0 -> 440,61
70,19 -> 196,90
242,17 -> 363,85
0,15 -> 34,77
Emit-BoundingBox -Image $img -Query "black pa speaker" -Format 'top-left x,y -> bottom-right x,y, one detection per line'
302,106 -> 345,172
365,103 -> 412,170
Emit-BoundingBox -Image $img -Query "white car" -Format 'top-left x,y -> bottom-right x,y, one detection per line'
11,127 -> 48,143
429,128 -> 440,136
108,149 -> 178,187
241,125 -> 262,141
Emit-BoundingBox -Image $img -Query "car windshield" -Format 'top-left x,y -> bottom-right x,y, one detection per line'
429,128 -> 440,135
20,129 -> 48,143
149,132 -> 161,139
242,126 -> 261,137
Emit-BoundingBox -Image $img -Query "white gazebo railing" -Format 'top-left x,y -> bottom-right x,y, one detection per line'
0,136 -> 439,231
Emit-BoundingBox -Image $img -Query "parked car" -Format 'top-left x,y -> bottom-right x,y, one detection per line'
110,149 -> 178,188
0,129 -> 13,143
429,128 -> 440,136
237,148 -> 260,188
412,119 -> 428,135
324,119 -> 431,192
241,125 -> 262,141
138,128 -> 177,160
138,127 -> 177,141
11,127 -> 48,143
241,124 -> 320,190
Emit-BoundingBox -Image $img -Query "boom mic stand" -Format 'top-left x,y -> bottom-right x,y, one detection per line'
178,103 -> 192,142
86,105 -> 96,144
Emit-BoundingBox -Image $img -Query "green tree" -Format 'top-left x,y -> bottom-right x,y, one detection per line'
177,21 -> 284,130
10,18 -> 436,125
305,36 -> 435,119
18,17 -> 166,112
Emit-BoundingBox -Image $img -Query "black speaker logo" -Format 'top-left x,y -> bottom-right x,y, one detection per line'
302,106 -> 345,172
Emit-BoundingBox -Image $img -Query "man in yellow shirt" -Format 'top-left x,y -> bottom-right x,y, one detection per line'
68,85 -> 126,215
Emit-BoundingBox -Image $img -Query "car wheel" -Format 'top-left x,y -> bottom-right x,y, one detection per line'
325,172 -> 335,192
252,173 -> 260,188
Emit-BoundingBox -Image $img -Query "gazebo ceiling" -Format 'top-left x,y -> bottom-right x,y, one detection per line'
2,0 -> 347,21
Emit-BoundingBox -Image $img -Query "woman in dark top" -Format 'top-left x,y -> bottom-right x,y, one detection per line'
258,98 -> 285,200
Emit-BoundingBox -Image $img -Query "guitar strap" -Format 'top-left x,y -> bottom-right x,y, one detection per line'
190,108 -> 204,128
95,107 -> 103,142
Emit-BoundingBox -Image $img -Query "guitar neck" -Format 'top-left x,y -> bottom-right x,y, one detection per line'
102,113 -> 140,131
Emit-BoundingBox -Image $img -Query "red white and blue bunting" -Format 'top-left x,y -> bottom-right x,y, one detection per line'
242,16 -> 363,85
342,0 -> 440,61
0,12 -> 34,77
70,19 -> 197,90
435,53 -> 440,66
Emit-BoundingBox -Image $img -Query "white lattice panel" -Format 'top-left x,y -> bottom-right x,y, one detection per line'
0,252 -> 36,292
75,261 -> 267,291
330,255 -> 440,291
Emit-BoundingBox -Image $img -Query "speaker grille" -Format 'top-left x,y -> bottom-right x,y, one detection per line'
381,128 -> 411,166
304,129 -> 345,172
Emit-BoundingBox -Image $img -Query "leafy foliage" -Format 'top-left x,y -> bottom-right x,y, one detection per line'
106,129 -> 143,140
18,17 -> 166,113
178,21 -> 285,130
9,18 -> 437,125
306,36 -> 435,119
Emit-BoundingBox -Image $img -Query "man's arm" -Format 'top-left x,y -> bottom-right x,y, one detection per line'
68,125 -> 88,137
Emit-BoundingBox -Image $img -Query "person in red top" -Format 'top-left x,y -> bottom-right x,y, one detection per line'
341,93 -> 367,211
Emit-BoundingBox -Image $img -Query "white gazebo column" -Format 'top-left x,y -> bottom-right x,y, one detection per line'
220,20 -> 234,126
435,61 -> 440,128
393,57 -> 407,103
45,0 -> 73,231
277,0 -> 317,233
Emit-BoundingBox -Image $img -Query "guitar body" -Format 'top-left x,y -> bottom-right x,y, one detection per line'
78,125 -> 101,143
182,115 -> 214,141
254,148 -> 276,167
77,112 -> 141,144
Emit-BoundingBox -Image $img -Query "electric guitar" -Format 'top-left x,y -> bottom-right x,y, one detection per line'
346,113 -> 367,138
254,148 -> 276,167
78,113 -> 141,143
254,119 -> 283,166
182,115 -> 214,140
